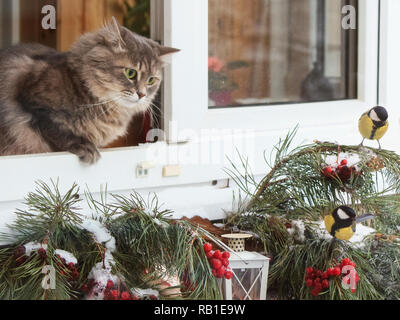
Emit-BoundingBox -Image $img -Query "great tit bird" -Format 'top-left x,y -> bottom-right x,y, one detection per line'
324,206 -> 375,241
359,106 -> 389,149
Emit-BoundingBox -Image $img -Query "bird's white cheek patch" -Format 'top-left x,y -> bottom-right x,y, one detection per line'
370,110 -> 380,122
337,208 -> 349,220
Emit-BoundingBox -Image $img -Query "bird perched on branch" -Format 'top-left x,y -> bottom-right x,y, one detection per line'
324,206 -> 375,241
358,106 -> 389,149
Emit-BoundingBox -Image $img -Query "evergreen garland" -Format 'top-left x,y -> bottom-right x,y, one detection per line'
0,181 -> 222,300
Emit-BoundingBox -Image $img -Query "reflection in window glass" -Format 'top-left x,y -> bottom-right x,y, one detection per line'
208,0 -> 358,108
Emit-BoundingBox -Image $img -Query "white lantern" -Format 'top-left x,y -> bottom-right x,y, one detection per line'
222,251 -> 270,300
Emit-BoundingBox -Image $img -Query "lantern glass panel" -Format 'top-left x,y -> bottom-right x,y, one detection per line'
231,268 -> 262,300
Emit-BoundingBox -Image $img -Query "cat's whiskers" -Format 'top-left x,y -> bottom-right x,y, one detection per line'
144,99 -> 162,129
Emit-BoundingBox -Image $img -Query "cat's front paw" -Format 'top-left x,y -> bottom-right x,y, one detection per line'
70,143 -> 101,164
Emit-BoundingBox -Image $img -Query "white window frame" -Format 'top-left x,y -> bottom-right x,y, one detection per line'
0,0 -> 395,206
379,0 -> 400,122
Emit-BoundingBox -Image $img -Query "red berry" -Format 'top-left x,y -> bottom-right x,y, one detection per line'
149,295 -> 158,300
222,259 -> 229,267
316,270 -> 322,277
80,284 -> 89,292
106,280 -> 114,289
131,294 -> 140,300
121,291 -> 131,300
68,262 -> 75,269
211,258 -> 222,270
342,258 -> 351,266
341,159 -> 348,166
224,271 -> 233,280
211,269 -> 218,277
203,243 -> 213,253
213,250 -> 222,259
110,290 -> 120,300
38,248 -> 47,259
334,267 -> 341,276
87,279 -> 95,289
306,267 -> 314,274
324,167 -> 332,174
322,280 -> 329,289
206,250 -> 214,259
216,266 -> 226,278
222,252 -> 230,259
311,288 -> 321,297
306,279 -> 313,287
321,272 -> 329,279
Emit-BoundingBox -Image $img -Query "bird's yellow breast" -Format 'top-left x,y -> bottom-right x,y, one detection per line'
324,215 -> 354,241
358,113 -> 389,140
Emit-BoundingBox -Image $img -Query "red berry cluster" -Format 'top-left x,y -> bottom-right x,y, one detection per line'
13,246 -> 48,266
305,258 -> 360,297
305,267 -> 331,297
322,159 -> 360,182
80,279 -> 155,300
203,243 -> 233,280
56,255 -> 79,281
103,281 -> 142,300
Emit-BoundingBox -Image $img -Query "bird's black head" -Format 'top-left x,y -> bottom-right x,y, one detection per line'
333,206 -> 356,221
370,106 -> 388,122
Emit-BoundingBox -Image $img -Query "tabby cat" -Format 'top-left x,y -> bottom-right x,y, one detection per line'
0,17 -> 178,164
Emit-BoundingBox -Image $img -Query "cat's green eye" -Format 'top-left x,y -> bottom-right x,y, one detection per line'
147,77 -> 157,86
125,68 -> 137,80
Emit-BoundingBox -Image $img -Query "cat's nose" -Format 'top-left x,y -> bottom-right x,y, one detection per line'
137,92 -> 146,99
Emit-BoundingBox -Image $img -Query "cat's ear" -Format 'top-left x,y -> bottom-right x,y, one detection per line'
158,46 -> 180,65
103,17 -> 126,52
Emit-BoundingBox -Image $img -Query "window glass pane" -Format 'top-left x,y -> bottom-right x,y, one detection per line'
208,0 -> 358,108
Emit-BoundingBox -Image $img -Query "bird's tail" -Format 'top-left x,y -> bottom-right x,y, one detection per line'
355,213 -> 375,223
